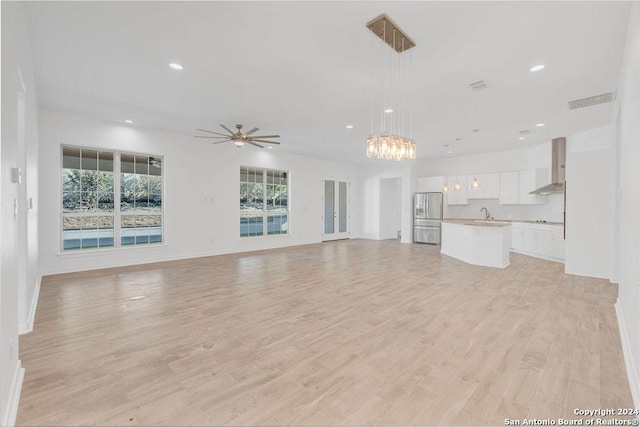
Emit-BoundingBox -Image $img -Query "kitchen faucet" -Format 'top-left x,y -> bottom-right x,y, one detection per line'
480,207 -> 490,220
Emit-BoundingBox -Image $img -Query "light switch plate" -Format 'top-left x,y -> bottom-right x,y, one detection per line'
11,167 -> 22,184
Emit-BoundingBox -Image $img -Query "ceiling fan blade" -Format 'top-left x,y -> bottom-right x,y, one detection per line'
246,141 -> 264,149
248,134 -> 280,139
196,128 -> 231,137
244,127 -> 259,136
212,139 -> 231,144
249,139 -> 281,144
194,135 -> 230,138
220,124 -> 236,136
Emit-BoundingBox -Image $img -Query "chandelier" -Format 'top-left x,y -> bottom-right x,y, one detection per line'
365,14 -> 416,161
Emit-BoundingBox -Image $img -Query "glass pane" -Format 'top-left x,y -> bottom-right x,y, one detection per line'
63,169 -> 81,192
80,170 -> 98,192
62,147 -> 81,169
149,157 -> 162,176
339,181 -> 347,233
81,149 -> 98,171
121,215 -> 136,245
135,227 -> 150,244
120,173 -> 136,211
149,215 -> 162,243
148,175 -> 161,194
97,227 -> 114,248
135,155 -> 148,174
80,216 -> 99,249
267,214 -> 288,235
121,154 -> 135,174
81,191 -> 98,211
97,172 -> 114,193
97,193 -> 114,212
324,180 -> 335,234
98,151 -> 114,172
149,193 -> 162,211
62,192 -> 81,212
62,217 -> 81,250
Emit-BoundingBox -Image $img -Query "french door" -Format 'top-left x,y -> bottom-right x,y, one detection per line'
323,179 -> 349,241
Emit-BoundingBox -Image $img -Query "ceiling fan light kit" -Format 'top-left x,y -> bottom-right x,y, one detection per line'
365,14 -> 416,161
195,124 -> 280,149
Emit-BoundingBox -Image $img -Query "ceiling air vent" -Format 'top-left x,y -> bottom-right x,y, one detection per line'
469,80 -> 488,90
568,92 -> 616,110
519,129 -> 531,135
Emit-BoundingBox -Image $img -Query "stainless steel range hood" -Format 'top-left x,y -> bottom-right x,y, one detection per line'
530,137 -> 566,195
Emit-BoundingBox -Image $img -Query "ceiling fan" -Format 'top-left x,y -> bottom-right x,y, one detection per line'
195,124 -> 281,149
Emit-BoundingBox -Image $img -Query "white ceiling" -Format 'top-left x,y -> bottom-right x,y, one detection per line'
24,1 -> 630,164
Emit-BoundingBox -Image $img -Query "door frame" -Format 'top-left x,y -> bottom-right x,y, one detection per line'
322,177 -> 349,241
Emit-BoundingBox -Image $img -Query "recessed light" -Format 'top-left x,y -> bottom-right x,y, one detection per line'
267,146 -> 273,150
472,129 -> 479,133
169,63 -> 183,70
518,137 -> 525,140
124,120 -> 133,124
536,123 -> 545,127
447,150 -> 453,154
384,108 -> 393,114
455,137 -> 461,141
346,125 -> 354,129
530,64 -> 545,72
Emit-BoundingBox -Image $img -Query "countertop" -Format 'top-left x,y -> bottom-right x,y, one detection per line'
443,218 -> 563,227
443,219 -> 511,227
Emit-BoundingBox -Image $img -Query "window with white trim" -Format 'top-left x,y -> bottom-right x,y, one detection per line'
61,146 -> 163,250
240,167 -> 288,237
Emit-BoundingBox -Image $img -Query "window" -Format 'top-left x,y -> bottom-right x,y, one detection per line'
61,146 -> 162,251
240,167 -> 288,237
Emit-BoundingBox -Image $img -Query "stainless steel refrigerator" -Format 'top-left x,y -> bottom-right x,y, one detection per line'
413,192 -> 443,244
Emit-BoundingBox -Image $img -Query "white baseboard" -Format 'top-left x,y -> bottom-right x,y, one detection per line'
615,301 -> 640,412
19,274 -> 41,335
1,361 -> 25,427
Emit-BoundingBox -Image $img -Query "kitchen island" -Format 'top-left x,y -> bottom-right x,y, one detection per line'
441,220 -> 512,268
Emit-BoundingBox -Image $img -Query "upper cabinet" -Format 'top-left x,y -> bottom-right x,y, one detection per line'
466,173 -> 499,199
445,175 -> 468,205
416,176 -> 446,193
499,171 -> 519,204
499,168 -> 548,205
518,168 -> 548,205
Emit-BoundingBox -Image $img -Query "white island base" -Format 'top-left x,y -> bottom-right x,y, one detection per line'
441,221 -> 511,269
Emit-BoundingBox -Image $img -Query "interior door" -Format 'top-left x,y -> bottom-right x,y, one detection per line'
323,179 -> 349,241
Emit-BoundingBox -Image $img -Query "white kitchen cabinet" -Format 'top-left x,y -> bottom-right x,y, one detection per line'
517,168 -> 548,205
467,173 -> 499,199
499,171 -> 519,204
416,176 -> 446,193
510,222 -> 564,262
445,176 -> 467,205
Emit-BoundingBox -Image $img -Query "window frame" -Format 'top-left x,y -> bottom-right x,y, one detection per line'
240,166 -> 290,238
60,145 -> 164,252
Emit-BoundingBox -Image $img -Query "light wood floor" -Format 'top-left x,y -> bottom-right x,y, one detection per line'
18,240 -> 634,426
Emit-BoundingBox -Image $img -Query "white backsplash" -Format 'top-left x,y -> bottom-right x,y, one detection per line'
445,193 -> 564,222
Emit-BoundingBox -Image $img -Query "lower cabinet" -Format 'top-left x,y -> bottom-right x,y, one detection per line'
510,223 -> 565,262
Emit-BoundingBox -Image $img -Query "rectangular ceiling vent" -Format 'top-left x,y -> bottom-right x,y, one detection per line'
469,80 -> 488,90
568,92 -> 616,110
519,129 -> 531,134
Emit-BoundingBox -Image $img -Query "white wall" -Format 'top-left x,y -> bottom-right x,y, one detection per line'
379,178 -> 402,240
564,125 -> 614,279
613,2 -> 640,410
356,161 -> 413,243
1,2 -> 39,425
38,109 -> 358,274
